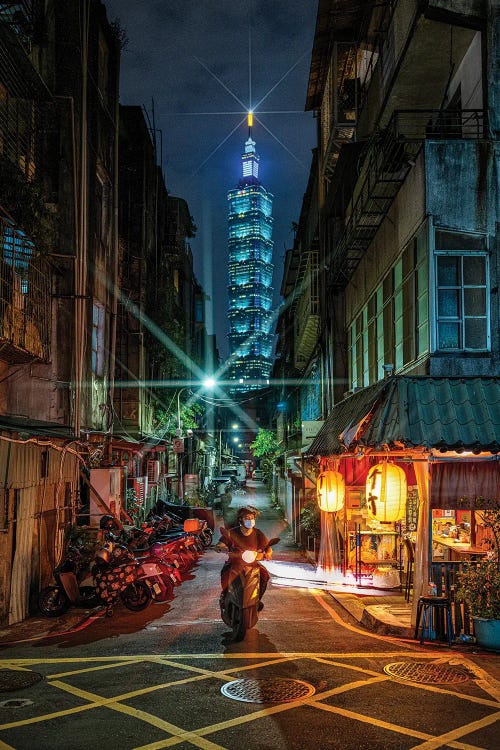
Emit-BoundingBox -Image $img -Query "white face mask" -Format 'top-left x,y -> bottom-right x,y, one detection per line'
242,518 -> 255,529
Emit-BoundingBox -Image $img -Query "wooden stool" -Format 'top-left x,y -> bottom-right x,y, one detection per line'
414,596 -> 454,646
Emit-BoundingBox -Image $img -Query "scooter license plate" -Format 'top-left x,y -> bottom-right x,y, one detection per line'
153,583 -> 162,595
142,563 -> 160,576
169,574 -> 177,583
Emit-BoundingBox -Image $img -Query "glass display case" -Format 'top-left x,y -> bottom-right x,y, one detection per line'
347,527 -> 401,589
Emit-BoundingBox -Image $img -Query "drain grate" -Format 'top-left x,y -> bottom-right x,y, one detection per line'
0,670 -> 44,692
0,698 -> 34,708
221,677 -> 316,704
384,661 -> 469,685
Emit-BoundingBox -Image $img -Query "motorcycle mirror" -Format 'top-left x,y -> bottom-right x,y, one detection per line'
268,538 -> 281,546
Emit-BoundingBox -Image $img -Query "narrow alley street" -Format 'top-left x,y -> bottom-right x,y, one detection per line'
0,482 -> 499,750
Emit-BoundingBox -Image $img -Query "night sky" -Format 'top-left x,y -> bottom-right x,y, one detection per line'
104,0 -> 317,360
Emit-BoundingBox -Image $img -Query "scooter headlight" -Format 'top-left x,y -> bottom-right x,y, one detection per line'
242,550 -> 257,563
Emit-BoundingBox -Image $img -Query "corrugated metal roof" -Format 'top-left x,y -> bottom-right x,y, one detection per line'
305,377 -> 500,456
305,379 -> 388,455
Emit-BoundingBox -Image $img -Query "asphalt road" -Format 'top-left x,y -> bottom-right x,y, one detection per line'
0,481 -> 499,749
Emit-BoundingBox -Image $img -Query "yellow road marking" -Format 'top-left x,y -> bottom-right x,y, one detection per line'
312,656 -> 383,678
150,654 -> 293,681
47,660 -> 138,679
0,652 -> 497,750
410,711 -> 500,750
313,702 -> 484,750
34,679 -> 227,750
133,676 -> 390,750
460,657 -> 500,703
0,673 -> 215,731
110,703 -> 228,750
0,650 -> 446,665
0,739 -> 15,750
311,589 -> 412,643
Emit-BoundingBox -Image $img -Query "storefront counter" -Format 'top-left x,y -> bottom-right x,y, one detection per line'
433,535 -> 487,560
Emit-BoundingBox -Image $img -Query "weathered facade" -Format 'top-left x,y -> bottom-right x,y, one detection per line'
0,0 -> 120,624
275,0 -> 500,626
0,1 -> 213,624
113,106 -> 213,511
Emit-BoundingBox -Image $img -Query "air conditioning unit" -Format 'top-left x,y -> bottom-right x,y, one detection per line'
147,459 -> 160,484
89,468 -> 124,526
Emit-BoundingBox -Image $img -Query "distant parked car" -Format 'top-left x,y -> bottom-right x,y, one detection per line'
252,469 -> 263,480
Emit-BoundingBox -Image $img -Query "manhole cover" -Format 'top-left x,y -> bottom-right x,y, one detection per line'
0,698 -> 34,708
221,678 -> 316,704
384,662 -> 469,684
0,670 -> 44,692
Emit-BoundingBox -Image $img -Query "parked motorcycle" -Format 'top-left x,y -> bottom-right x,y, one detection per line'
92,545 -> 152,616
216,530 -> 280,641
136,545 -> 182,603
38,546 -> 99,617
129,522 -> 200,571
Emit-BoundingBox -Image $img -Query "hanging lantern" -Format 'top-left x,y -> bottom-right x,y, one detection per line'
317,470 -> 345,513
366,463 -> 406,523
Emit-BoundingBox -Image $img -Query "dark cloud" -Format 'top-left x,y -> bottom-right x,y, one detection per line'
105,0 -> 317,359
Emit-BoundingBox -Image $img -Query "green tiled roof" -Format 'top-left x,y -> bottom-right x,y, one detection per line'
305,377 -> 500,456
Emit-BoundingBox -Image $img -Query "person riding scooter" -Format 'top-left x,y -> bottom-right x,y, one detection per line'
215,506 -> 272,611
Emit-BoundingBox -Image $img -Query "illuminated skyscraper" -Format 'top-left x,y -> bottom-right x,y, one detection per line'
227,117 -> 274,390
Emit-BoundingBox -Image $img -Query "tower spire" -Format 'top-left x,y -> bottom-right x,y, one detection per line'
242,114 -> 259,182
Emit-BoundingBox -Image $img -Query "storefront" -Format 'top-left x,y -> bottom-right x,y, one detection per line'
304,376 -> 500,625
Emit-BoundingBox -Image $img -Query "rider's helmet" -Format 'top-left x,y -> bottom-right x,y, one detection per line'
236,506 -> 260,523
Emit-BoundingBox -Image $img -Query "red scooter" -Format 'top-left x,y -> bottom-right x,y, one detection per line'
216,530 -> 280,641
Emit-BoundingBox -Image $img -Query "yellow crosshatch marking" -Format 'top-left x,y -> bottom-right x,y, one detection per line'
0,652 -> 498,750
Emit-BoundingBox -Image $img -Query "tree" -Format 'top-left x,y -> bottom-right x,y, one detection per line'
249,429 -> 282,483
250,429 -> 280,458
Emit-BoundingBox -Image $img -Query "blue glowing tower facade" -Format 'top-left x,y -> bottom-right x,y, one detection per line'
227,120 -> 274,390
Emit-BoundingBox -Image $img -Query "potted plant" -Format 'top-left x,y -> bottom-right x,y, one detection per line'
456,504 -> 500,650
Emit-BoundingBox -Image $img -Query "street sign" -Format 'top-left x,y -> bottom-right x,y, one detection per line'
172,438 -> 184,454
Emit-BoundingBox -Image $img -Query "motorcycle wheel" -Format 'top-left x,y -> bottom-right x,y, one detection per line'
121,581 -> 151,611
200,529 -> 213,548
38,586 -> 70,617
150,576 -> 174,603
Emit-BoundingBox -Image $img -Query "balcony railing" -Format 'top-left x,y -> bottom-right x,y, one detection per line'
0,214 -> 51,362
394,108 -> 486,141
329,108 -> 486,287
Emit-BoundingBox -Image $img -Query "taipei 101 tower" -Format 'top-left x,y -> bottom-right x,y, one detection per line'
227,114 -> 274,391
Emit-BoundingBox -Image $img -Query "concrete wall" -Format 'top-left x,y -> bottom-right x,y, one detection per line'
426,139 -> 500,375
426,140 -> 497,235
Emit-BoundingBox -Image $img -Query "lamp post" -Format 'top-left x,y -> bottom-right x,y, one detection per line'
175,387 -> 190,503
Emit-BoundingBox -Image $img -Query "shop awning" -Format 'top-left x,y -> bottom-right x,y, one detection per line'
305,376 -> 500,457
